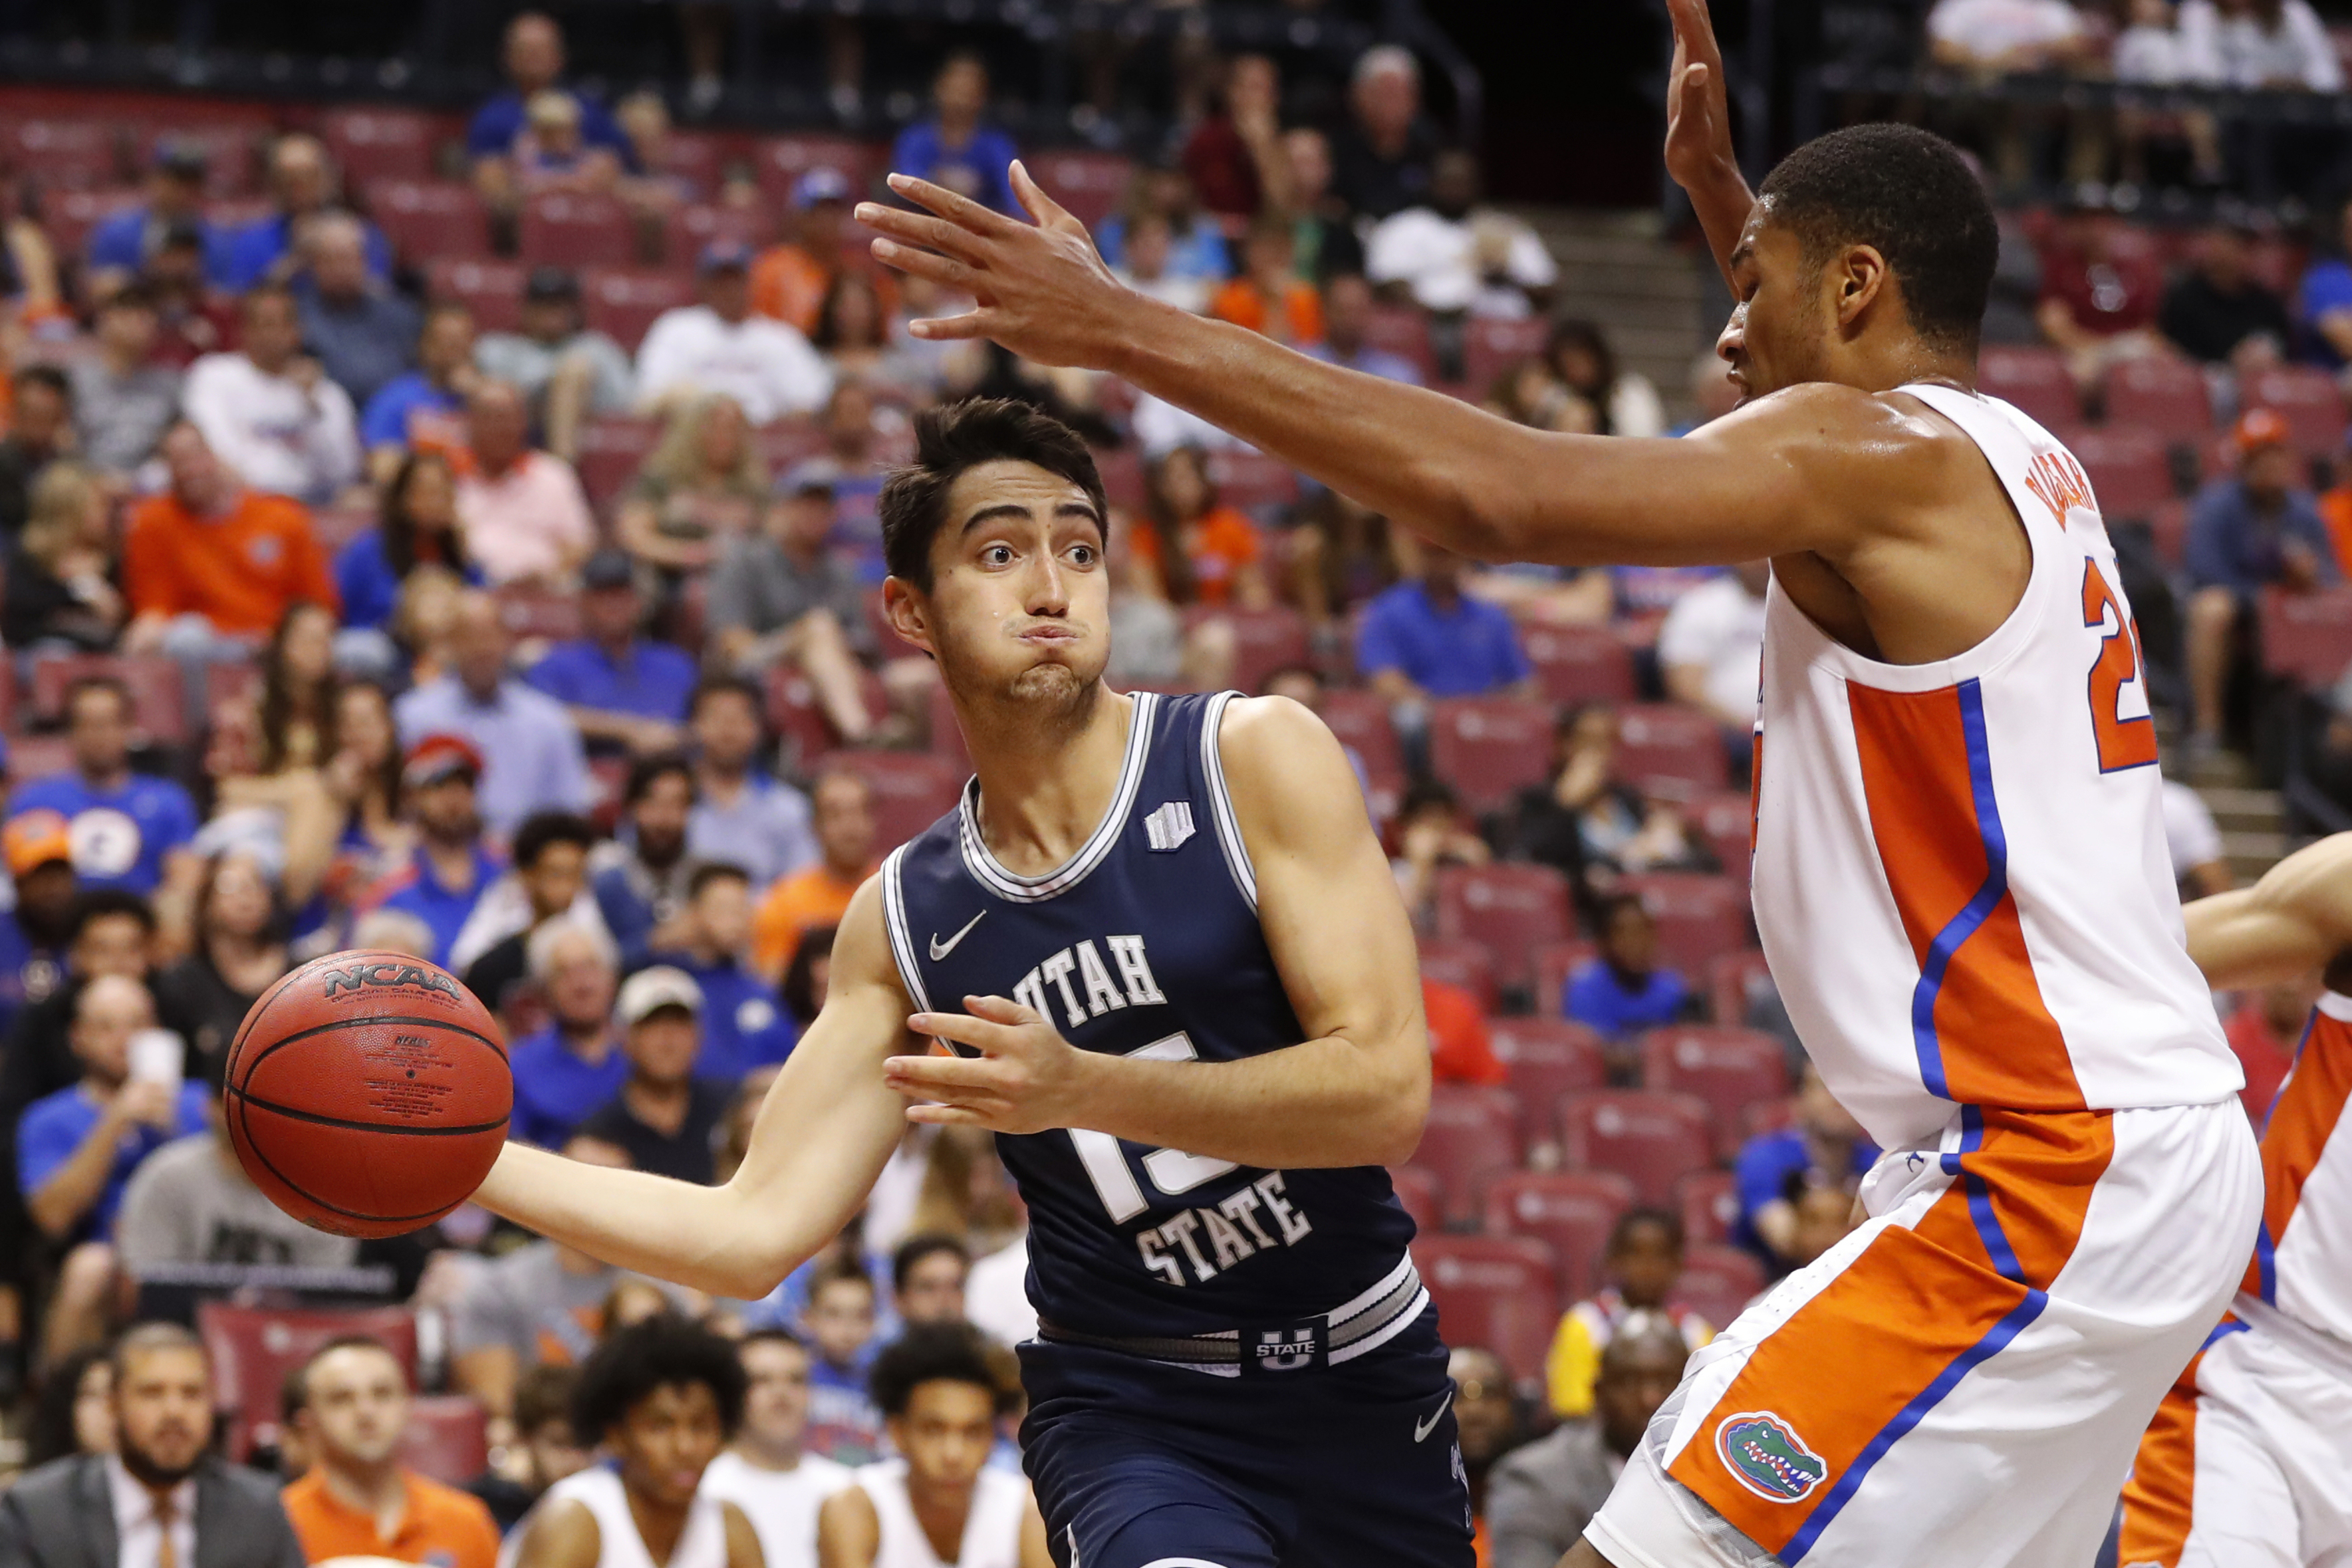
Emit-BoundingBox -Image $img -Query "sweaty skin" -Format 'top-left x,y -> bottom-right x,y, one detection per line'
2183,832 -> 2352,993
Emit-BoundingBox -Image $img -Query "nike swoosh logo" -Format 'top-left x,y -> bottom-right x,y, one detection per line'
929,911 -> 986,962
1414,1388 -> 1453,1443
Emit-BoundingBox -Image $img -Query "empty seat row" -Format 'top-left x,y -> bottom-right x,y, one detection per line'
1982,346 -> 2345,456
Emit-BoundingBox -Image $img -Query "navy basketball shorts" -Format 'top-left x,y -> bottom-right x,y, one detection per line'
1018,1307 -> 1475,1568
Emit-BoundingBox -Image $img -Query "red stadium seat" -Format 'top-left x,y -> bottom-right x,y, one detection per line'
1615,704 -> 1727,796
424,257 -> 526,334
1640,1025 -> 1791,1156
2244,366 -> 2347,457
402,1395 -> 491,1485
1677,1168 -> 1740,1245
1670,1243 -> 1767,1329
369,180 -> 491,263
1412,1234 -> 1559,1384
1390,1165 -> 1444,1236
1183,604 -> 1309,696
7,120 -> 119,188
2070,426 -> 2172,521
1483,1170 -> 1635,1299
2147,499 -> 2188,571
27,654 -> 187,743
1319,690 -> 1405,821
664,201 -> 776,267
581,267 -> 696,354
322,108 -> 440,186
1204,450 -> 1300,513
1622,872 -> 1749,976
1462,317 -> 1549,394
573,416 -> 664,509
1558,1090 -> 1714,1204
649,130 -> 733,197
141,122 -> 261,196
765,665 -> 888,767
928,682 -> 972,772
1692,790 -> 1753,884
1488,1018 -> 1607,1150
823,750 -> 964,852
493,586 -> 583,643
2103,356 -> 2211,442
1531,940 -> 1599,1017
753,135 -> 878,205
1706,949 -> 1776,1027
2260,587 -> 2352,689
1976,345 -> 2079,430
1429,696 -> 1554,814
44,187 -> 140,261
1523,624 -> 1635,706
7,736 -> 73,781
1416,936 -> 1498,1014
521,192 -> 635,269
1436,863 -> 1572,992
1093,446 -> 1145,510
197,1303 -> 416,1459
1026,149 -> 1134,230
1413,1085 -> 1522,1225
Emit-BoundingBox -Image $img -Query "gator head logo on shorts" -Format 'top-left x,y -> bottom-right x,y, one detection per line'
1716,1412 -> 1827,1503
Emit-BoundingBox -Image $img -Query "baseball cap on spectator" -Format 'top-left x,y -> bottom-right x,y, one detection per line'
153,139 -> 210,182
2234,407 -> 2292,456
618,965 -> 702,1024
4,810 -> 72,878
403,733 -> 485,790
581,548 -> 636,592
779,459 -> 840,498
525,265 -> 581,303
192,807 -> 290,886
792,168 -> 853,210
699,240 -> 755,276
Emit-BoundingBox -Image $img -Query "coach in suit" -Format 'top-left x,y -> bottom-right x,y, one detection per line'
0,1321 -> 305,1568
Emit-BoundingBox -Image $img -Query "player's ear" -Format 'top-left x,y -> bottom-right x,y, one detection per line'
881,575 -> 938,661
1833,243 -> 1889,333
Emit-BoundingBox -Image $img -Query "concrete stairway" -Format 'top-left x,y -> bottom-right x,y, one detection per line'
1516,207 -> 1717,425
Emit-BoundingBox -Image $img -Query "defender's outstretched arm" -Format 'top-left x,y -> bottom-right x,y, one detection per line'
2185,831 -> 2352,991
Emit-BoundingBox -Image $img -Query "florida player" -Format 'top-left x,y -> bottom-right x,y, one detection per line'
847,0 -> 2261,1560
471,396 -> 1470,1568
2119,832 -> 2352,1568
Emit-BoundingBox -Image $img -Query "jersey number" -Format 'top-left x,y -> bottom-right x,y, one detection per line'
1069,1033 -> 1238,1223
2082,560 -> 2158,773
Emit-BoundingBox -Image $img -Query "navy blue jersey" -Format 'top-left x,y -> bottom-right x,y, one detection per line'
884,691 -> 1416,1341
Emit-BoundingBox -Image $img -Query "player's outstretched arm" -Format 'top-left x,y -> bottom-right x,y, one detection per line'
1662,0 -> 1757,287
2184,831 -> 2352,991
471,880 -> 916,1299
888,696 -> 1430,1170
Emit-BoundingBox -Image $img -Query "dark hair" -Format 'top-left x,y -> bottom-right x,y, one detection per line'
329,681 -> 404,819
26,1346 -> 108,1466
878,398 -> 1107,590
1255,663 -> 1323,697
295,1333 -> 407,1404
378,450 -> 469,582
812,271 -> 886,352
513,810 -> 600,870
279,1363 -> 309,1427
513,1363 -> 579,1436
688,860 -> 750,900
71,888 -> 158,942
624,751 -> 696,808
572,1316 -> 747,1442
1398,778 -> 1458,821
808,1259 -> 876,1303
15,364 -> 69,404
868,1321 -> 1013,1418
1754,122 -> 1997,354
1545,319 -> 1619,432
64,674 -> 133,726
1595,892 -> 1651,936
241,281 -> 298,317
935,46 -> 989,86
890,1232 -> 970,1295
687,673 -> 764,725
108,1321 -> 205,1386
1607,1205 -> 1685,1255
195,847 -> 290,950
1138,446 -> 1211,604
99,283 -> 156,315
257,600 -> 338,775
781,924 -> 835,1027
739,1326 -> 808,1356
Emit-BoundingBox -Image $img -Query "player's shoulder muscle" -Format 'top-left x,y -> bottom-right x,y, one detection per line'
2190,831 -> 2352,986
1214,695 -> 1373,852
512,1497 -> 600,1568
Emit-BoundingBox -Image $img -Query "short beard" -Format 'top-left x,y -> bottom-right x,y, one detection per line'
118,1433 -> 200,1489
938,640 -> 1102,750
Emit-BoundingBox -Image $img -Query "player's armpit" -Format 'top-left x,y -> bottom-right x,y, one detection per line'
722,1502 -> 767,1568
2185,831 -> 2352,989
817,1482 -> 882,1568
509,1498 -> 600,1568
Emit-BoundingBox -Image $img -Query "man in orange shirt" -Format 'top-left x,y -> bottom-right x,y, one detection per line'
749,168 -> 898,334
122,421 -> 338,706
752,767 -> 878,978
1208,219 -> 1324,347
281,1335 -> 502,1568
1424,976 -> 1506,1086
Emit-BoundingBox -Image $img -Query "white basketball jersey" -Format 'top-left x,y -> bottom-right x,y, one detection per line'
1750,383 -> 2242,1150
699,1450 -> 852,1568
2244,992 -> 2352,1347
854,1458 -> 1027,1568
521,1465 -> 729,1568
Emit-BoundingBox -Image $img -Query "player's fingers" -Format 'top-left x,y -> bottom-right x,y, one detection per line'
964,993 -> 1038,1027
906,1011 -> 1018,1052
886,172 -> 1025,237
856,201 -> 992,264
882,1053 -> 1002,1093
904,309 -> 993,342
868,237 -> 987,296
1010,160 -> 1085,238
904,1103 -> 993,1128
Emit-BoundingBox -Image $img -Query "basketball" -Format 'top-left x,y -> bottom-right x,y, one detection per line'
224,949 -> 511,1239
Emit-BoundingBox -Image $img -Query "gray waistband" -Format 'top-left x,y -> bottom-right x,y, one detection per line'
1038,1255 -> 1426,1370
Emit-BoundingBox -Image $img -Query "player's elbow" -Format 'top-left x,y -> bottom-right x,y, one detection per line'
1364,1060 -> 1432,1169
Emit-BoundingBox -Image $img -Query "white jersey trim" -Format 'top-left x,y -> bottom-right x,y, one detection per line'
956,692 -> 1158,903
2319,991 -> 2352,1023
1197,690 -> 1259,911
880,844 -> 933,1015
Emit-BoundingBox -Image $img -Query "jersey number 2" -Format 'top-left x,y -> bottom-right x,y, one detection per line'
2082,560 -> 2158,773
1069,1033 -> 1238,1222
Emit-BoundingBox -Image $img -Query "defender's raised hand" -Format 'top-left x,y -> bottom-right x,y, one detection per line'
857,163 -> 1147,372
1662,0 -> 1756,283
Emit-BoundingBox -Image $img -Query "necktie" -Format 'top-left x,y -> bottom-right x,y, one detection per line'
152,1490 -> 178,1568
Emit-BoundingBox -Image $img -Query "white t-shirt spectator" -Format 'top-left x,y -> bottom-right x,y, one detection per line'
1132,392 -> 1254,457
2162,780 -> 2226,886
966,1234 -> 1039,1349
2179,0 -> 2342,88
1926,0 -> 2086,63
1658,573 -> 1767,727
456,451 -> 596,585
181,352 -> 361,504
701,1450 -> 854,1568
2114,18 -> 2190,82
1111,266 -> 1210,315
1367,209 -> 1558,319
636,305 -> 833,424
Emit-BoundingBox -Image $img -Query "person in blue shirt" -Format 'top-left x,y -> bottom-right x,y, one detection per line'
360,735 -> 501,966
0,811 -> 78,1039
1731,1063 -> 1876,1275
1563,894 -> 1692,1045
291,211 -> 422,412
646,862 -> 797,1081
10,676 -> 201,904
469,11 -> 635,215
684,675 -> 819,891
216,134 -> 394,294
1302,273 -> 1424,386
358,303 -> 477,479
2296,198 -> 2352,366
2183,407 -> 2341,760
334,450 -> 482,640
507,916 -> 628,1148
1356,537 -> 1537,702
86,141 -> 235,289
525,550 -> 700,755
594,754 -> 698,968
890,52 -> 1019,217
394,592 -> 598,838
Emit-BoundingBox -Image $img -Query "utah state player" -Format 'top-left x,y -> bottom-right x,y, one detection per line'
472,398 -> 1470,1568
